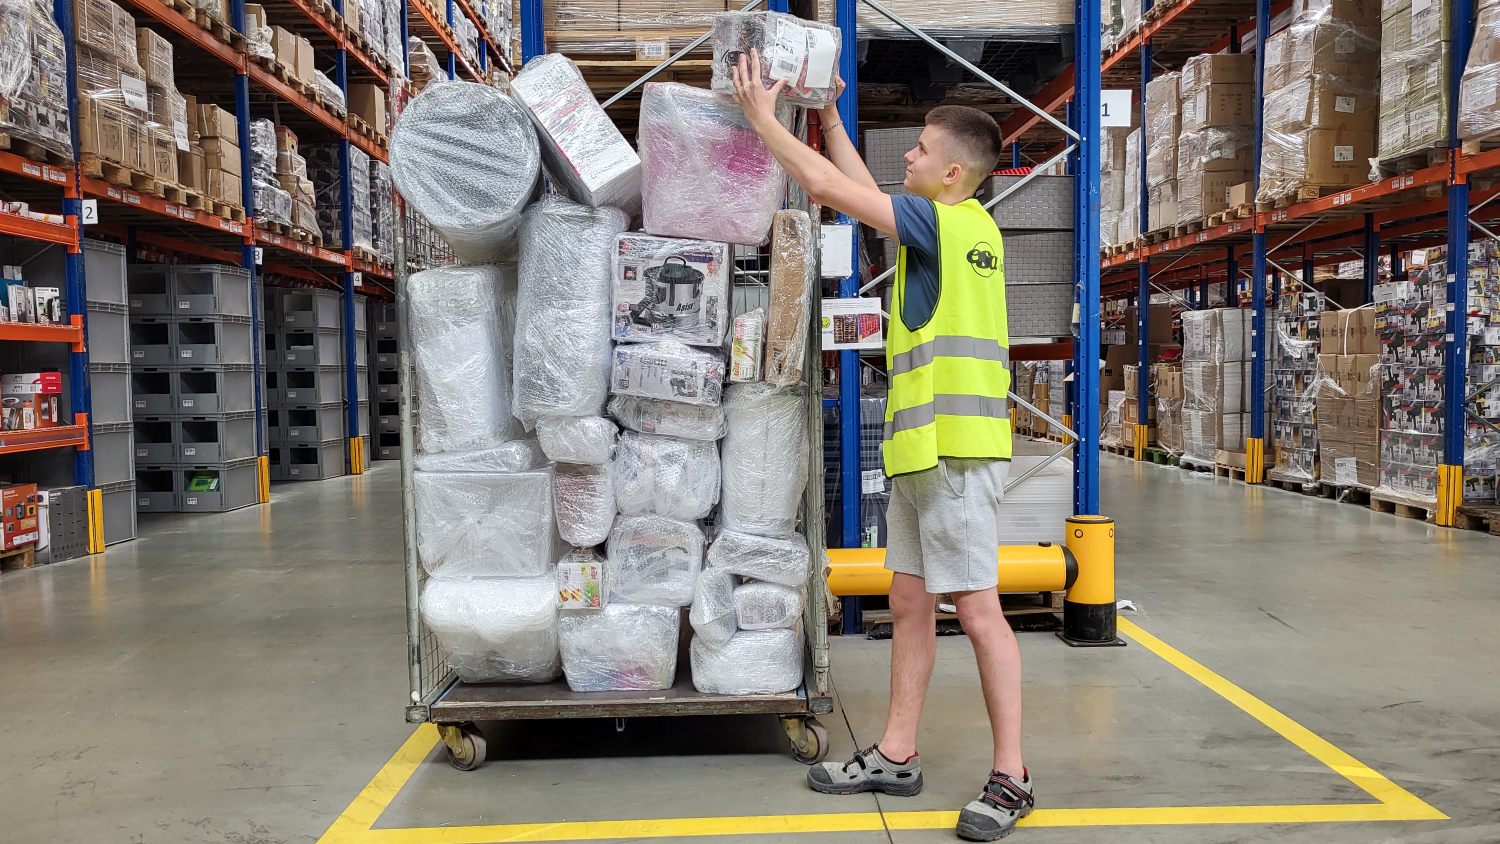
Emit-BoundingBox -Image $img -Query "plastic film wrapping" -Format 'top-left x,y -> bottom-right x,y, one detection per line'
389,82 -> 541,263
414,469 -> 559,577
542,0 -> 725,58
689,628 -> 802,694
610,341 -> 726,407
612,431 -> 721,520
687,567 -> 738,650
1144,73 -> 1180,188
511,53 -> 642,211
554,463 -> 617,547
1175,127 -> 1253,224
638,81 -> 791,245
514,196 -> 630,422
414,440 -> 545,473
718,383 -> 808,537
733,581 -> 802,630
557,547 -> 608,609
536,415 -> 618,465
248,118 -> 292,225
850,0 -> 1073,37
709,12 -> 842,108
558,602 -> 680,692
1377,41 -> 1451,161
606,514 -> 705,606
704,530 -> 810,587
420,576 -> 561,683
0,0 -> 71,158
313,69 -> 346,116
611,234 -> 732,347
765,209 -> 814,387
608,395 -> 727,440
1460,2 -> 1500,141
356,0 -> 386,64
409,264 -> 521,453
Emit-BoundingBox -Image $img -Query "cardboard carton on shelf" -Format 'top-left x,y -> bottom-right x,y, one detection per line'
207,169 -> 242,205
348,83 -> 388,133
2,484 -> 40,551
1181,83 -> 1254,132
200,137 -> 241,177
296,35 -> 315,85
197,103 -> 237,139
272,26 -> 298,71
1227,181 -> 1253,208
179,146 -> 207,191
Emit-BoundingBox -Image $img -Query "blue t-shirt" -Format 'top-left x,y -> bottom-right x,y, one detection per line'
892,194 -> 941,331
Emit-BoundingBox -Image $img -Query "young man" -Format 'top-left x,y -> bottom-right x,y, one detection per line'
731,51 -> 1029,842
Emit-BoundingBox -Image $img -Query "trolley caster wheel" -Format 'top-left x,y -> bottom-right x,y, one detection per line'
783,717 -> 830,765
438,723 -> 486,771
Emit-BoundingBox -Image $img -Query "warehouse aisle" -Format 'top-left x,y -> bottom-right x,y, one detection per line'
0,457 -> 1495,843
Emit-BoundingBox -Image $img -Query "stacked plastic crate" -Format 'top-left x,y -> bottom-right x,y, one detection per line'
82,240 -> 136,543
368,301 -> 400,460
129,264 -> 259,513
265,289 -> 367,480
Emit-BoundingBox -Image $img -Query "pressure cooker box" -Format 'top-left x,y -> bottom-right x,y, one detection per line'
612,234 -> 731,347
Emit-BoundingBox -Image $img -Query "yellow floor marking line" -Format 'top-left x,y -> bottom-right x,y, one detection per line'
316,619 -> 1445,844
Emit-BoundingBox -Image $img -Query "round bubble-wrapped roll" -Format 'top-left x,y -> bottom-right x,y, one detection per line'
612,431 -> 720,520
719,383 -> 808,537
514,196 -> 630,422
607,514 -> 704,606
414,469 -> 559,577
554,463 -> 616,547
389,82 -> 540,263
689,628 -> 802,694
414,440 -> 544,474
734,581 -> 803,630
409,264 -> 521,454
420,576 -> 561,683
608,395 -> 727,441
536,415 -> 617,465
688,568 -> 738,650
559,602 -> 681,691
706,530 -> 809,588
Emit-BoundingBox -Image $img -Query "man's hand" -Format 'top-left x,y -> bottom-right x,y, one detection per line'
730,48 -> 787,131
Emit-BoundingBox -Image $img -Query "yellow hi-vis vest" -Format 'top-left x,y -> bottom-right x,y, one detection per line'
882,197 -> 1012,476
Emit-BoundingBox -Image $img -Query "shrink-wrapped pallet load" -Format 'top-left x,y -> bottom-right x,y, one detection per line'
413,469 -> 559,577
718,383 -> 808,537
612,431 -> 721,520
1459,0 -> 1500,142
606,514 -> 705,606
709,12 -> 842,108
420,576 -> 561,683
511,53 -> 642,211
558,602 -> 681,691
689,628 -> 802,694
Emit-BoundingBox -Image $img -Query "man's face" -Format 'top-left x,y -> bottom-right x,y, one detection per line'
902,126 -> 962,199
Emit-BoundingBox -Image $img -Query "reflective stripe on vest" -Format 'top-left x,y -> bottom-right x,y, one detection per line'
889,335 -> 1010,377
883,394 -> 1011,440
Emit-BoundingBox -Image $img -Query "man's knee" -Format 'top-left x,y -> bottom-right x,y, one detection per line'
952,589 -> 1007,630
889,575 -> 935,618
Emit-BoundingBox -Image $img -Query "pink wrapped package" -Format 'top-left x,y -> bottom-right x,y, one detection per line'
638,82 -> 792,246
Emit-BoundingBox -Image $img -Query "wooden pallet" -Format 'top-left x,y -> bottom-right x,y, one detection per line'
1206,204 -> 1254,227
1369,495 -> 1434,522
257,219 -> 323,246
351,245 -> 389,266
1255,185 -> 1326,213
1316,482 -> 1372,505
1460,136 -> 1500,157
1266,475 -> 1318,495
0,544 -> 36,571
1214,463 -> 1248,482
1376,146 -> 1447,178
161,182 -> 206,210
81,156 -> 167,198
212,200 -> 246,222
1455,504 -> 1500,535
0,133 -> 72,168
1103,442 -> 1135,458
349,113 -> 389,148
861,592 -> 1066,637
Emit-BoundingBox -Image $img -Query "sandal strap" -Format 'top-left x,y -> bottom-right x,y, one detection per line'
980,776 -> 1034,812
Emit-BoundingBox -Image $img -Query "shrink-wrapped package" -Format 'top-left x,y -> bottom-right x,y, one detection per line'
607,514 -> 705,606
0,0 -> 72,158
558,602 -> 680,691
557,547 -> 608,609
536,415 -> 618,465
611,234 -> 731,347
705,530 -> 810,587
515,196 -> 630,421
414,440 -> 544,473
734,581 -> 803,629
388,82 -> 541,263
1459,0 -> 1500,141
249,119 -> 293,225
554,463 -> 616,547
1144,73 -> 1180,188
610,341 -> 726,407
688,567 -> 738,650
511,53 -> 641,210
414,469 -> 558,577
765,210 -> 813,386
718,383 -> 808,537
420,576 -> 561,683
612,431 -> 721,520
607,395 -> 727,441
689,628 -> 802,694
709,12 -> 842,108
409,264 -> 520,453
638,82 -> 791,245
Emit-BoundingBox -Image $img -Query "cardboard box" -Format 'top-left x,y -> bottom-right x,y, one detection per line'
197,103 -> 237,139
274,125 -> 299,153
1319,309 -> 1349,354
295,35 -> 315,84
272,26 -> 298,70
348,84 -> 388,133
245,3 -> 266,34
764,210 -> 811,387
78,98 -> 125,163
1179,53 -> 1255,92
1182,83 -> 1254,131
1178,168 -> 1250,223
2,484 -> 40,550
136,27 -> 174,87
1346,307 -> 1377,354
1227,181 -> 1253,207
1125,305 -> 1176,344
200,137 -> 241,177
3,372 -> 63,394
2,392 -> 60,429
179,146 -> 206,191
150,128 -> 177,182
1293,0 -> 1380,32
1124,397 -> 1157,425
207,169 -> 242,204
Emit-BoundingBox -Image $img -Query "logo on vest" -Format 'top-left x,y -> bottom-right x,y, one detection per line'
966,242 -> 999,277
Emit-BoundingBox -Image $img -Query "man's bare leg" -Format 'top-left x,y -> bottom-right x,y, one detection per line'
877,571 -> 939,760
952,588 -> 1024,775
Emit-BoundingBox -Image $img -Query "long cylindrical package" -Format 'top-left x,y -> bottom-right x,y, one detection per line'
733,581 -> 803,630
536,415 -> 618,465
606,514 -> 705,606
719,383 -> 808,537
709,12 -> 842,108
705,530 -> 810,588
389,82 -> 540,263
414,469 -> 559,577
409,264 -> 521,453
612,431 -> 721,520
514,195 -> 630,422
413,440 -> 545,473
420,575 -> 561,683
558,602 -> 681,691
511,53 -> 641,211
689,628 -> 802,694
610,340 -> 726,407
554,463 -> 616,547
607,395 -> 727,441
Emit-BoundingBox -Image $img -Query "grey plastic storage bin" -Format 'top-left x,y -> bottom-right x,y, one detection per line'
92,422 -> 135,486
131,370 -> 175,416
281,366 -> 343,405
135,469 -> 177,512
279,290 -> 342,329
278,439 -> 346,481
375,431 -> 400,460
176,366 -> 254,414
91,363 -> 132,425
127,265 -> 172,314
130,319 -> 173,366
371,367 -> 397,399
277,402 -> 342,443
134,420 -> 176,464
173,265 -> 252,317
175,317 -> 254,365
369,302 -> 397,339
45,485 -> 89,562
352,294 -> 366,332
279,329 -> 342,367
350,367 -> 369,402
84,239 -> 128,306
100,479 -> 137,544
353,401 -> 370,437
978,175 -> 1074,231
179,458 -> 259,512
177,412 -> 257,463
353,337 -> 368,368
87,302 -> 130,365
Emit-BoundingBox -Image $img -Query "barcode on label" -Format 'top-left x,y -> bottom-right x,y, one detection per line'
1333,145 -> 1354,162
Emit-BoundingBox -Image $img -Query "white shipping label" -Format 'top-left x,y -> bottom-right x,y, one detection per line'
1412,0 -> 1433,15
174,120 -> 190,151
1469,84 -> 1499,111
1335,456 -> 1357,486
1334,34 -> 1356,55
1333,145 -> 1354,162
1334,95 -> 1356,113
862,469 -> 886,495
803,28 -> 836,89
769,19 -> 809,83
121,75 -> 148,112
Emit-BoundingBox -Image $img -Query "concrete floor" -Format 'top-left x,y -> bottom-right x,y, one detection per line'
0,455 -> 1495,843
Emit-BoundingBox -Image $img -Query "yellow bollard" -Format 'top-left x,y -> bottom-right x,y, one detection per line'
826,545 -> 1075,597
1060,514 -> 1122,646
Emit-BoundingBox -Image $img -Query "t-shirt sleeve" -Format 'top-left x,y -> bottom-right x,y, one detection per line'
890,195 -> 942,331
892,195 -> 939,257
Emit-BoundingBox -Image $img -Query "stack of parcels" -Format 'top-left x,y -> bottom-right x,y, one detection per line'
191,103 -> 241,209
1379,0 -> 1450,160
0,0 -> 72,158
248,118 -> 291,226
845,0 -> 1073,38
1259,0 -> 1379,201
1181,308 -> 1257,464
1460,0 -> 1500,149
1462,242 -> 1500,501
272,125 -> 321,238
243,3 -> 272,61
1100,116 -> 1138,248
1122,364 -> 1155,438
1372,251 -> 1447,503
1269,290 -> 1325,483
1012,364 -> 1035,431
1175,53 -> 1255,226
1143,73 -> 1179,234
370,159 -> 393,263
1315,306 -> 1380,487
1030,361 -> 1062,436
75,0 -> 185,183
1155,363 -> 1184,452
1101,389 -> 1126,447
305,144 -> 374,251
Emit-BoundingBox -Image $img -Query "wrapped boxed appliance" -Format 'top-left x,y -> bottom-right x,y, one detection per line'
414,469 -> 559,577
408,264 -> 521,453
536,415 -> 618,465
414,440 -> 545,473
612,431 -> 721,520
638,81 -> 791,245
554,463 -> 616,547
388,81 -> 541,263
511,53 -> 642,210
688,566 -> 738,649
704,529 -> 810,587
690,628 -> 802,694
420,575 -> 561,683
734,581 -> 802,629
515,196 -> 630,422
709,11 -> 842,108
610,340 -> 726,407
765,209 -> 813,386
608,394 -> 727,440
557,547 -> 607,609
611,234 -> 731,347
606,514 -> 705,606
719,383 -> 808,537
558,602 -> 680,692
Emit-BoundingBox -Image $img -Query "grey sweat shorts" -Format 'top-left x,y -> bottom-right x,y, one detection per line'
884,458 -> 1009,594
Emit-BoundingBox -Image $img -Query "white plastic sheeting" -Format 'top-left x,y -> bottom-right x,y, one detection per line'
689,628 -> 802,694
688,567 -> 739,650
413,440 -> 544,474
553,463 -> 616,548
558,602 -> 680,691
420,576 -> 561,683
536,415 -> 618,465
718,383 -> 808,537
704,530 -> 810,588
413,469 -> 559,578
612,431 -> 721,521
733,581 -> 803,630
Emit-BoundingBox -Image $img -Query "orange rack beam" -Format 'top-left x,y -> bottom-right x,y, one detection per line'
0,424 -> 90,456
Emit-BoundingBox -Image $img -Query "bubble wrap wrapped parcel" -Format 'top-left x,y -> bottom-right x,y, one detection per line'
389,82 -> 540,263
705,530 -> 810,587
611,341 -> 726,407
688,567 -> 739,650
608,395 -> 727,441
414,440 -> 544,473
734,581 -> 803,630
536,415 -> 618,465
414,469 -> 559,578
607,514 -> 705,606
690,628 -> 802,694
612,431 -> 721,520
511,53 -> 641,211
719,383 -> 808,537
710,11 -> 842,108
420,576 -> 560,683
611,234 -> 731,347
553,463 -> 616,548
558,602 -> 681,691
